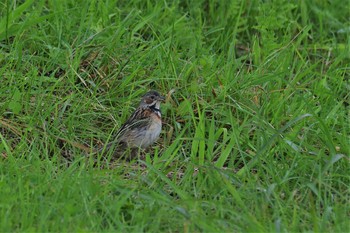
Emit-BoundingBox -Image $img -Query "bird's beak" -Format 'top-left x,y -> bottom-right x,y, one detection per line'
158,95 -> 166,102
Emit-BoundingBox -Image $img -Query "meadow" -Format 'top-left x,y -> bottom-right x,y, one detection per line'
0,0 -> 349,232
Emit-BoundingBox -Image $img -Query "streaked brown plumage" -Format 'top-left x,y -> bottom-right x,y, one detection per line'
101,90 -> 165,159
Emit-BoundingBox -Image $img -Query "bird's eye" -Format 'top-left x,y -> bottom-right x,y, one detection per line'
150,95 -> 155,99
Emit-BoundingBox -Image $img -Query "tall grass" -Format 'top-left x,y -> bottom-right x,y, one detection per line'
0,0 -> 349,232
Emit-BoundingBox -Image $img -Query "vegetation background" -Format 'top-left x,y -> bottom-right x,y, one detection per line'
0,0 -> 349,232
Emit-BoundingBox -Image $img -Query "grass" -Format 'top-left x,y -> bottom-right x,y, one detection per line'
0,0 -> 349,232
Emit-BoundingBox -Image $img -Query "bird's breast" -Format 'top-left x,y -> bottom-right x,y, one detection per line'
143,113 -> 162,146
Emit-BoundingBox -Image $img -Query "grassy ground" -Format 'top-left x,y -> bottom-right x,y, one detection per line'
0,0 -> 349,232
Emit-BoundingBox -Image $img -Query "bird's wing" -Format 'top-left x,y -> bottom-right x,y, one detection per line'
115,107 -> 152,139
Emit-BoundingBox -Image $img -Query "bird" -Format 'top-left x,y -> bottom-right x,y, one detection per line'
100,90 -> 165,160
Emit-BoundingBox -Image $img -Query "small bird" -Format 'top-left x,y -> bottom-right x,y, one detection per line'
101,90 -> 165,159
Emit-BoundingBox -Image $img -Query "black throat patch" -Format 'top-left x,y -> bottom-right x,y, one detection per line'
150,104 -> 161,114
